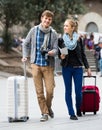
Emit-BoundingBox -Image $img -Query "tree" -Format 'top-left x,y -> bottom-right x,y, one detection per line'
18,0 -> 85,32
0,0 -> 85,52
0,0 -> 27,52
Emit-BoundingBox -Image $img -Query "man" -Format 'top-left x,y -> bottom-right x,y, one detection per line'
22,10 -> 58,122
95,37 -> 102,76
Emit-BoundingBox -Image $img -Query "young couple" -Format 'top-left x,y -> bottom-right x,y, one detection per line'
22,10 -> 91,122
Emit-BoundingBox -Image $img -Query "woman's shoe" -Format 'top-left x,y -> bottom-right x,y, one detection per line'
70,115 -> 78,120
77,110 -> 82,117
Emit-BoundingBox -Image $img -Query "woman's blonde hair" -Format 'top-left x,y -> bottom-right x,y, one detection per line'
74,21 -> 78,32
64,19 -> 78,32
64,19 -> 75,28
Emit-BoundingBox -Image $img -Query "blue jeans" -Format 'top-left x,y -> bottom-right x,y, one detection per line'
62,66 -> 83,116
99,58 -> 102,75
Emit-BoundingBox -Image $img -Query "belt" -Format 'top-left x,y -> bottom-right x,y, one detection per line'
73,66 -> 82,68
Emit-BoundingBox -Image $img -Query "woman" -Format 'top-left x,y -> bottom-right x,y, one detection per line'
59,19 -> 91,120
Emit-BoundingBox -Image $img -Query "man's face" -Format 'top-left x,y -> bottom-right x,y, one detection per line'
41,15 -> 52,28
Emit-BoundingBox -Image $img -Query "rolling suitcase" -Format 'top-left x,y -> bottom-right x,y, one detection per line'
7,62 -> 29,122
81,76 -> 100,115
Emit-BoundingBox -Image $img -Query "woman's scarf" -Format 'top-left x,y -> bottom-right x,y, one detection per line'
63,32 -> 78,50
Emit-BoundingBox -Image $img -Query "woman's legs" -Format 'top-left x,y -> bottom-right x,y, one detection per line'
73,68 -> 83,112
99,59 -> 102,76
62,67 -> 75,116
62,66 -> 83,116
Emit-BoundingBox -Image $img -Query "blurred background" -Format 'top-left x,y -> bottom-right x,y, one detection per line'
0,0 -> 102,76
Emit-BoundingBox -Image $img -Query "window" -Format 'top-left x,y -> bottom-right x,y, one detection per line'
86,22 -> 98,33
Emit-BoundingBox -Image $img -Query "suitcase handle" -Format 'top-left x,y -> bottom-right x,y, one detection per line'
83,76 -> 96,86
23,62 -> 27,80
83,76 -> 96,78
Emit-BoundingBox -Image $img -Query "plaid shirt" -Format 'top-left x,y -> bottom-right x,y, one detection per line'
34,28 -> 48,66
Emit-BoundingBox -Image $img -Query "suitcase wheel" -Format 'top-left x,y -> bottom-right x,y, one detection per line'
83,112 -> 85,115
27,116 -> 29,120
21,116 -> 29,122
8,117 -> 29,122
8,117 -> 14,123
94,111 -> 96,115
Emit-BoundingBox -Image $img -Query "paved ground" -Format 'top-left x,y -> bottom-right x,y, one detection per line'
0,71 -> 102,130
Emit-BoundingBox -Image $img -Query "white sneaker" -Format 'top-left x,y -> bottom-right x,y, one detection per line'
40,114 -> 48,122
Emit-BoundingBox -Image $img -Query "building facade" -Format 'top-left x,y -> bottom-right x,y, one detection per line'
0,1 -> 102,36
78,0 -> 102,33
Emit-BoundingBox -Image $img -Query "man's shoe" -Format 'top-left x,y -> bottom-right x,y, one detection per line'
70,115 -> 78,120
40,114 -> 48,122
77,110 -> 82,117
48,109 -> 54,118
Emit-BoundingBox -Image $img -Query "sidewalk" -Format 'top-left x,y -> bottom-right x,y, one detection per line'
0,72 -> 102,130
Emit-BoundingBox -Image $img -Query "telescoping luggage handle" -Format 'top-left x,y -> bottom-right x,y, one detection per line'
23,61 -> 27,80
83,76 -> 96,86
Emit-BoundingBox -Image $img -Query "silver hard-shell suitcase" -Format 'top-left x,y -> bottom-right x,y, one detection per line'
7,63 -> 29,122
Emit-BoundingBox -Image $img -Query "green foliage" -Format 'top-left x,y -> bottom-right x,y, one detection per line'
2,29 -> 13,53
0,0 -> 26,52
0,0 -> 26,25
21,0 -> 85,32
0,0 -> 85,52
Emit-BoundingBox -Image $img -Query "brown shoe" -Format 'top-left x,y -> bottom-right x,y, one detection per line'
48,109 -> 54,118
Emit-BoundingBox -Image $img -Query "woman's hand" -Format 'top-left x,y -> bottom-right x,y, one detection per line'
60,54 -> 66,59
87,68 -> 92,77
48,50 -> 54,56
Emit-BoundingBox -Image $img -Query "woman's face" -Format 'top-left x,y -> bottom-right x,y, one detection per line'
63,21 -> 74,34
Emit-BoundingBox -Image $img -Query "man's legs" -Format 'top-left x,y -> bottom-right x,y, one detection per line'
31,64 -> 49,115
42,66 -> 55,118
31,64 -> 55,119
